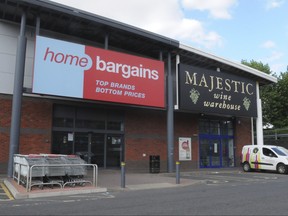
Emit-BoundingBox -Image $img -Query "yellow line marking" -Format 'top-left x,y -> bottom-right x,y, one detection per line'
0,183 -> 14,200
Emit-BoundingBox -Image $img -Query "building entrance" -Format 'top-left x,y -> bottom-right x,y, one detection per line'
74,133 -> 123,167
199,119 -> 235,168
51,105 -> 124,168
74,132 -> 105,166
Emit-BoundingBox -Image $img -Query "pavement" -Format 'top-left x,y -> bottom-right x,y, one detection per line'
0,168 -> 241,200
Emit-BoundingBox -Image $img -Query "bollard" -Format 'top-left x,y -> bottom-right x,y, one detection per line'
121,162 -> 126,188
176,161 -> 180,184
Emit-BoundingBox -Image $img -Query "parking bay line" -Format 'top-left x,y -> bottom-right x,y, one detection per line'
0,183 -> 14,201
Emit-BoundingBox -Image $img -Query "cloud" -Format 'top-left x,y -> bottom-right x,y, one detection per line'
262,51 -> 285,74
50,0 -> 223,49
261,40 -> 276,49
181,0 -> 238,19
266,51 -> 284,62
265,0 -> 285,10
171,18 -> 223,48
270,63 -> 286,73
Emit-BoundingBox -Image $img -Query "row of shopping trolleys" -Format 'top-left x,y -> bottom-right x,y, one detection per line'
13,154 -> 98,191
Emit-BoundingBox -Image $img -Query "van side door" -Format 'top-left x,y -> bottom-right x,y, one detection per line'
260,147 -> 278,171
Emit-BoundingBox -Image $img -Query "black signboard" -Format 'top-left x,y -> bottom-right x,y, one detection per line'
178,64 -> 257,117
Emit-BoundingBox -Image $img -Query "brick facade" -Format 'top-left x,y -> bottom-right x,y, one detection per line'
125,109 -> 167,172
0,95 -> 12,164
0,95 -> 252,173
234,117 -> 253,166
0,95 -> 52,166
174,112 -> 200,170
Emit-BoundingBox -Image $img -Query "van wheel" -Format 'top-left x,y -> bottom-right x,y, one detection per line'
243,162 -> 251,172
277,164 -> 287,174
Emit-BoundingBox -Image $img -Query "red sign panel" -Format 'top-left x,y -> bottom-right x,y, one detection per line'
33,36 -> 165,108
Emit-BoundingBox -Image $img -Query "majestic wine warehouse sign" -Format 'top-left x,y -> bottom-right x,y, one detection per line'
178,64 -> 257,117
32,36 -> 165,108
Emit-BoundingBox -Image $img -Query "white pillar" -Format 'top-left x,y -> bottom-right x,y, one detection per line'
251,117 -> 254,145
256,82 -> 264,145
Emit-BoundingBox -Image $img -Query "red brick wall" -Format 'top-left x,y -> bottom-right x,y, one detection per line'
20,98 -> 52,155
125,110 -> 201,172
0,95 -> 53,164
174,113 -> 200,170
234,117 -> 252,165
0,96 -> 12,163
125,109 -> 167,172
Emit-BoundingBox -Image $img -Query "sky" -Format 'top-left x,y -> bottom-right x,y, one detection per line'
51,0 -> 288,75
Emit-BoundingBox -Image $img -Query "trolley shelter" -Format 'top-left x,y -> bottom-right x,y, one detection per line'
0,0 -> 277,176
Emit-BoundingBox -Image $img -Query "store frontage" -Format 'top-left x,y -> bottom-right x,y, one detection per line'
0,0 -> 278,175
177,62 -> 258,169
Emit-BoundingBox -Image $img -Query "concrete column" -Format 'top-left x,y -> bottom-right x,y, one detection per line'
167,52 -> 174,172
7,12 -> 27,177
256,82 -> 264,145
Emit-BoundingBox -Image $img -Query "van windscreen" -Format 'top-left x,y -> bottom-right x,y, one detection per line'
272,148 -> 287,156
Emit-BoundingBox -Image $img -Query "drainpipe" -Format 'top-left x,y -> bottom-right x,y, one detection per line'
7,12 -> 27,177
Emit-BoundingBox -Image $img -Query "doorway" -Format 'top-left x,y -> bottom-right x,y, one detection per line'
51,105 -> 125,168
106,134 -> 123,167
74,132 -> 105,166
199,137 -> 221,168
199,119 -> 235,168
74,132 -> 123,167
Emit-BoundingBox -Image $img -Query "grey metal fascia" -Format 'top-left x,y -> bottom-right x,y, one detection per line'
180,43 -> 277,84
19,0 -> 179,48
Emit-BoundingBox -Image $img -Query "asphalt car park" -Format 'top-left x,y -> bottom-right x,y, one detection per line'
180,169 -> 284,186
0,168 -> 287,203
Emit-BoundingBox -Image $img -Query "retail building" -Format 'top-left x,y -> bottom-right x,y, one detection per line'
0,0 -> 277,176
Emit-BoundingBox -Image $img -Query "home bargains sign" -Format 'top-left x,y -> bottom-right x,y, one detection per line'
178,63 -> 257,117
32,36 -> 165,108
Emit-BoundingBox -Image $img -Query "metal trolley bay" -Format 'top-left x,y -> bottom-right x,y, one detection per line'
13,154 -> 98,192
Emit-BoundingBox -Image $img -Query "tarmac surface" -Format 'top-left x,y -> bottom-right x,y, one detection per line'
0,168 -> 241,200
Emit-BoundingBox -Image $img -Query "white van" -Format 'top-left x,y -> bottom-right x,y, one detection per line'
241,145 -> 288,174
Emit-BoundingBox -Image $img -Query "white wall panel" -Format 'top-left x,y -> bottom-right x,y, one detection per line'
0,73 -> 14,94
0,53 -> 16,74
0,21 -> 35,94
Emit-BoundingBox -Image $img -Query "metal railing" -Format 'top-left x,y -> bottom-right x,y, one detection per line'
13,162 -> 98,192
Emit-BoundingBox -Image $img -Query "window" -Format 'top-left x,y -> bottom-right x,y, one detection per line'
272,148 -> 287,156
107,121 -> 123,131
263,148 -> 277,157
53,117 -> 74,128
200,119 -> 234,136
52,105 -> 124,132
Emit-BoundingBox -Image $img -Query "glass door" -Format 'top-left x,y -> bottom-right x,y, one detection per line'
106,134 -> 123,167
211,138 -> 221,167
74,132 -> 90,163
200,138 -> 210,167
90,133 -> 105,167
74,132 -> 105,166
221,138 -> 235,167
199,136 -> 221,168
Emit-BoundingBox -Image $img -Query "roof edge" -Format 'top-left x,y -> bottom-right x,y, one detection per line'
179,43 -> 278,84
20,0 -> 179,48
